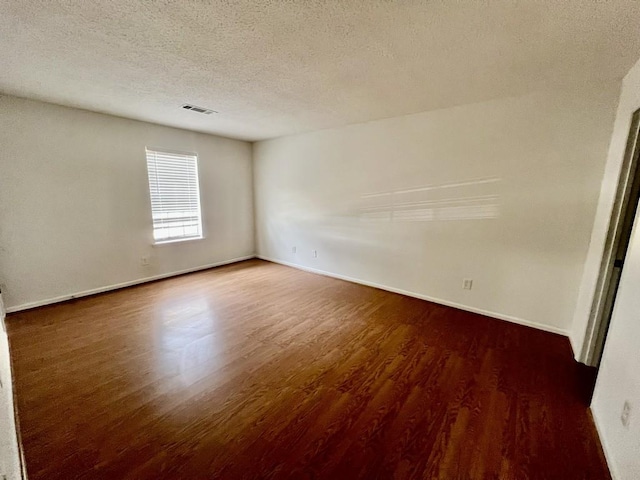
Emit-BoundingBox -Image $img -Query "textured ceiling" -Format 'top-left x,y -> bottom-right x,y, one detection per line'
1,1 -> 640,141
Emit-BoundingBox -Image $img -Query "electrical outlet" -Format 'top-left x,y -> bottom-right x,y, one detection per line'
462,279 -> 473,290
621,401 -> 632,428
313,250 -> 318,258
292,246 -> 297,254
140,256 -> 150,267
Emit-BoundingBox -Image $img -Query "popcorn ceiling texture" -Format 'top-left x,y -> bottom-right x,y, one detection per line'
1,0 -> 640,141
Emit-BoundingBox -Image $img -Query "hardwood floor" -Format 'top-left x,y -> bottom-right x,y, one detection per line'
7,259 -> 609,479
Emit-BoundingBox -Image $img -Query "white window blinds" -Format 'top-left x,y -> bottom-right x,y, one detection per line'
145,149 -> 203,243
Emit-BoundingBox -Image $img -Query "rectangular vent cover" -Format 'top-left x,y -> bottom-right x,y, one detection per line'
182,104 -> 217,115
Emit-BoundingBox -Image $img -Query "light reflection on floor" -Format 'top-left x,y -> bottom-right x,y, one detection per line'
154,297 -> 224,388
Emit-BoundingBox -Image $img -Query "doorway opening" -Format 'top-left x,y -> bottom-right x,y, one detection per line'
582,108 -> 640,367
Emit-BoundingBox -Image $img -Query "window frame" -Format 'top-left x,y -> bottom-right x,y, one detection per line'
145,147 -> 205,245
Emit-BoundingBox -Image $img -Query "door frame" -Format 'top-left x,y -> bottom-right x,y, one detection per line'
581,108 -> 640,366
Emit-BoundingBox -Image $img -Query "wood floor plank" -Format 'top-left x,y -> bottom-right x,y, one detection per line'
6,259 -> 609,479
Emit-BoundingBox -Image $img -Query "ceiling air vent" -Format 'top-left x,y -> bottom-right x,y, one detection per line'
182,104 -> 217,115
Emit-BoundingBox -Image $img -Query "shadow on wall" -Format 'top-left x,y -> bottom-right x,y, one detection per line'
262,176 -> 503,258
359,177 -> 501,222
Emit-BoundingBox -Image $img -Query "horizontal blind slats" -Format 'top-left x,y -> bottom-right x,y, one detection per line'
146,149 -> 203,242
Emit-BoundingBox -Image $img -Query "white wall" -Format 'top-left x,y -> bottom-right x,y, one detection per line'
254,87 -> 619,335
0,95 -> 255,310
0,295 -> 22,479
590,56 -> 640,480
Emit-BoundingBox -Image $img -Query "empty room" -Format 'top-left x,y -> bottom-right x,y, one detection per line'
1,1 -> 640,479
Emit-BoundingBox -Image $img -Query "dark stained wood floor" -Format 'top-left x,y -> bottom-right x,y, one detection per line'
7,259 -> 609,479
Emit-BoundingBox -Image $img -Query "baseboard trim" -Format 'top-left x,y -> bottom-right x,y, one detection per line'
257,255 -> 569,337
6,255 -> 256,313
569,332 -> 582,362
590,408 -> 618,480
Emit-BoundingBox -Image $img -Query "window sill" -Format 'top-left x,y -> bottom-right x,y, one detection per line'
152,236 -> 204,246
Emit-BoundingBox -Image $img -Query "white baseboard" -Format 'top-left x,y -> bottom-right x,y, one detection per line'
591,408 -> 618,480
8,253 -> 570,339
569,332 -> 582,362
6,255 -> 256,313
257,255 -> 569,337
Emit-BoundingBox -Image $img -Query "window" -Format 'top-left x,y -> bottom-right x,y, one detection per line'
145,148 -> 203,244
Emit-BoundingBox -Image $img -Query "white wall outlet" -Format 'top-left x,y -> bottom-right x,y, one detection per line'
313,250 -> 318,258
140,256 -> 150,267
621,401 -> 632,428
292,246 -> 297,254
462,279 -> 473,290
